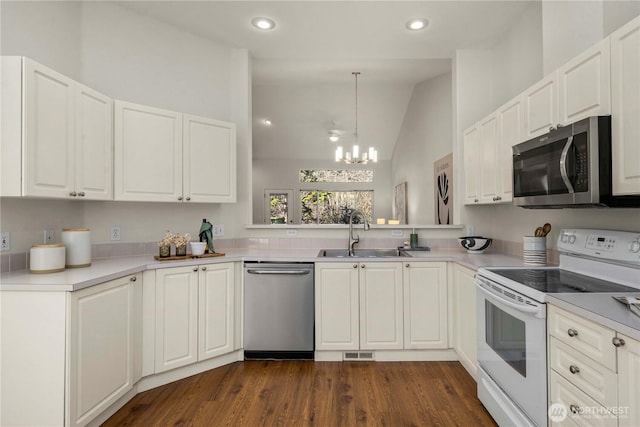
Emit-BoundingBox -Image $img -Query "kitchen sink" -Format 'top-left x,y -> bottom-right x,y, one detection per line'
317,248 -> 410,258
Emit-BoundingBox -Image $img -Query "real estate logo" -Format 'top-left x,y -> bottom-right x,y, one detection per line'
548,403 -> 568,422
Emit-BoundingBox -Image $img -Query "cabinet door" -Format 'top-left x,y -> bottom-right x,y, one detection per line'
198,263 -> 234,360
23,58 -> 75,198
496,95 -> 524,203
183,114 -> 237,203
76,84 -> 113,200
558,38 -> 611,126
463,124 -> 480,205
114,100 -> 183,202
315,262 -> 359,350
524,72 -> 559,139
618,333 -> 640,427
155,266 -> 198,373
610,16 -> 640,196
68,274 -> 136,427
479,114 -> 499,203
403,262 -> 447,349
452,264 -> 477,378
360,262 -> 403,350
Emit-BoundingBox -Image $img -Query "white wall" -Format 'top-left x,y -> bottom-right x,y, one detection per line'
391,72 -> 453,224
252,159 -> 392,224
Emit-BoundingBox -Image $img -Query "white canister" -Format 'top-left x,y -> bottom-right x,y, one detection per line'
62,228 -> 91,268
30,244 -> 66,274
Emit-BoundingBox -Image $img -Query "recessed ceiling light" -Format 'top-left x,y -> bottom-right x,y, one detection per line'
262,119 -> 272,125
251,17 -> 276,31
406,18 -> 429,31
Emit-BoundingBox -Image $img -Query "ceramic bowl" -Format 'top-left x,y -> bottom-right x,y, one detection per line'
190,241 -> 206,256
458,236 -> 492,254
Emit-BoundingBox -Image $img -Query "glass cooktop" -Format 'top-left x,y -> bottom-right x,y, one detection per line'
489,269 -> 638,294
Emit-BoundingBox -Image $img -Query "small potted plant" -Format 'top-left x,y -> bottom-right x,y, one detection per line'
158,229 -> 173,258
172,231 -> 191,257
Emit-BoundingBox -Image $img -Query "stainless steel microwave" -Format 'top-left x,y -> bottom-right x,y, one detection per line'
512,116 -> 640,208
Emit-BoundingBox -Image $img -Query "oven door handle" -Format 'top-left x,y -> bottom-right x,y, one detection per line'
477,283 -> 541,315
560,135 -> 575,194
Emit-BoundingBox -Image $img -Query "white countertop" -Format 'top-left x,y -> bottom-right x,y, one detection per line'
547,293 -> 640,341
0,248 -> 526,292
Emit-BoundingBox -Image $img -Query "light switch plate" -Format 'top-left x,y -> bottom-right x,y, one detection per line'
213,225 -> 224,237
111,227 -> 121,241
391,230 -> 404,237
286,229 -> 297,236
44,229 -> 54,243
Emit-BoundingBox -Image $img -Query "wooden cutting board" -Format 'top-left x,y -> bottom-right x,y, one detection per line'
153,252 -> 225,261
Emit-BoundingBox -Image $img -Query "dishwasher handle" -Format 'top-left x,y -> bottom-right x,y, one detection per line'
246,269 -> 311,275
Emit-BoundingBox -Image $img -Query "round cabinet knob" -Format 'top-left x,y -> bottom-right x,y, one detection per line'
405,264 -> 410,268
201,266 -> 207,271
130,276 -> 137,282
549,126 -> 557,132
78,192 -> 85,197
474,198 -> 479,203
186,197 -> 191,201
353,264 -> 358,269
178,196 -> 183,201
612,337 -> 626,347
193,267 -> 198,272
361,264 -> 365,268
569,365 -> 580,374
569,405 -> 580,415
568,235 -> 576,244
69,191 -> 77,197
629,241 -> 640,253
567,328 -> 579,337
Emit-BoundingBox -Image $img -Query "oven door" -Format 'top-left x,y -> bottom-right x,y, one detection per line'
476,278 -> 547,427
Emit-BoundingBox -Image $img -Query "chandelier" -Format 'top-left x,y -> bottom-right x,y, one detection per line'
335,72 -> 378,164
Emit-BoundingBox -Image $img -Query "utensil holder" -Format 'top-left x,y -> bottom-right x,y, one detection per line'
523,236 -> 546,265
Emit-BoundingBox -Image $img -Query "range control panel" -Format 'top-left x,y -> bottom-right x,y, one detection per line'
558,229 -> 640,263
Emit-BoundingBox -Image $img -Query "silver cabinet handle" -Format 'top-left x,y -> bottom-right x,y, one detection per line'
612,337 -> 626,347
201,266 -> 207,271
193,267 -> 198,272
570,405 -> 580,414
130,276 -> 137,282
567,328 -> 579,337
178,196 -> 183,201
78,192 -> 85,197
569,365 -> 580,374
186,196 -> 191,201
70,191 -> 77,197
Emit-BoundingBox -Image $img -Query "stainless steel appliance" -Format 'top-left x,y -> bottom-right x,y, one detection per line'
243,262 -> 314,359
476,229 -> 640,426
512,116 -> 640,208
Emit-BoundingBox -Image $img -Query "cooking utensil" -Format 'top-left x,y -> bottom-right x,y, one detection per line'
541,223 -> 551,237
534,227 -> 544,237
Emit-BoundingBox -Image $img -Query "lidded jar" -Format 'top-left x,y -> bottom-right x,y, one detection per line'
61,228 -> 91,268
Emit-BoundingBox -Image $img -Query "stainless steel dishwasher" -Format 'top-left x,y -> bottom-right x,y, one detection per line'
243,262 -> 314,360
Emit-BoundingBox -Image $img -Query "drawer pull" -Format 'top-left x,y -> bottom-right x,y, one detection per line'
193,267 -> 198,272
361,264 -> 366,268
353,264 -> 358,269
569,404 -> 580,414
201,266 -> 207,271
130,276 -> 137,282
569,365 -> 580,374
567,328 -> 579,337
612,337 -> 626,347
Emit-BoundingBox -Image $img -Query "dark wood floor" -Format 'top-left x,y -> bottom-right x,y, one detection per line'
103,361 -> 497,426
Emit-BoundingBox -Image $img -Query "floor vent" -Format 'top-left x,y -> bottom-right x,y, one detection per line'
343,351 -> 375,361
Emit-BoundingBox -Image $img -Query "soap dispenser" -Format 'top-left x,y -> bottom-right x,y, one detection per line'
410,228 -> 418,248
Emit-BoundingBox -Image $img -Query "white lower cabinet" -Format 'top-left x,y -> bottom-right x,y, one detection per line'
451,264 -> 477,377
548,305 -> 640,427
154,263 -> 235,373
403,261 -> 448,349
68,274 -> 138,427
315,261 -> 448,353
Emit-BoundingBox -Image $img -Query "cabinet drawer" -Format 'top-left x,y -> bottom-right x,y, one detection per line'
548,305 -> 616,371
549,336 -> 617,408
549,370 -> 618,427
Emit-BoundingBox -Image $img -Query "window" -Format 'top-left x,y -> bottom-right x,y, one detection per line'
299,169 -> 373,183
300,190 -> 373,224
264,189 -> 293,224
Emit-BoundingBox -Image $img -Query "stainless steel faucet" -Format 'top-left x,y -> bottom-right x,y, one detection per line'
348,209 -> 370,256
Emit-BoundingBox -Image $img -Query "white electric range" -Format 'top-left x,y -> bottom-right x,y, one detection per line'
475,228 -> 640,427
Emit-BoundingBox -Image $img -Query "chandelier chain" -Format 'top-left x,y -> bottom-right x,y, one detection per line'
353,71 -> 360,138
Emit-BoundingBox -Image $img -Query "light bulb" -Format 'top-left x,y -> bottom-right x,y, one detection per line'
335,146 -> 343,162
353,145 -> 359,159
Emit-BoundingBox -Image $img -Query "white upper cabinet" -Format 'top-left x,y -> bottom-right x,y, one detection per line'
463,124 -> 480,205
496,95 -> 524,203
1,57 -> 113,199
524,72 -> 559,140
478,113 -> 499,204
558,38 -> 611,126
183,114 -> 237,203
114,102 -> 237,203
610,16 -> 640,196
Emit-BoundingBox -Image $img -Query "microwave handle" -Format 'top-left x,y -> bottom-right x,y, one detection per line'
560,135 -> 575,193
